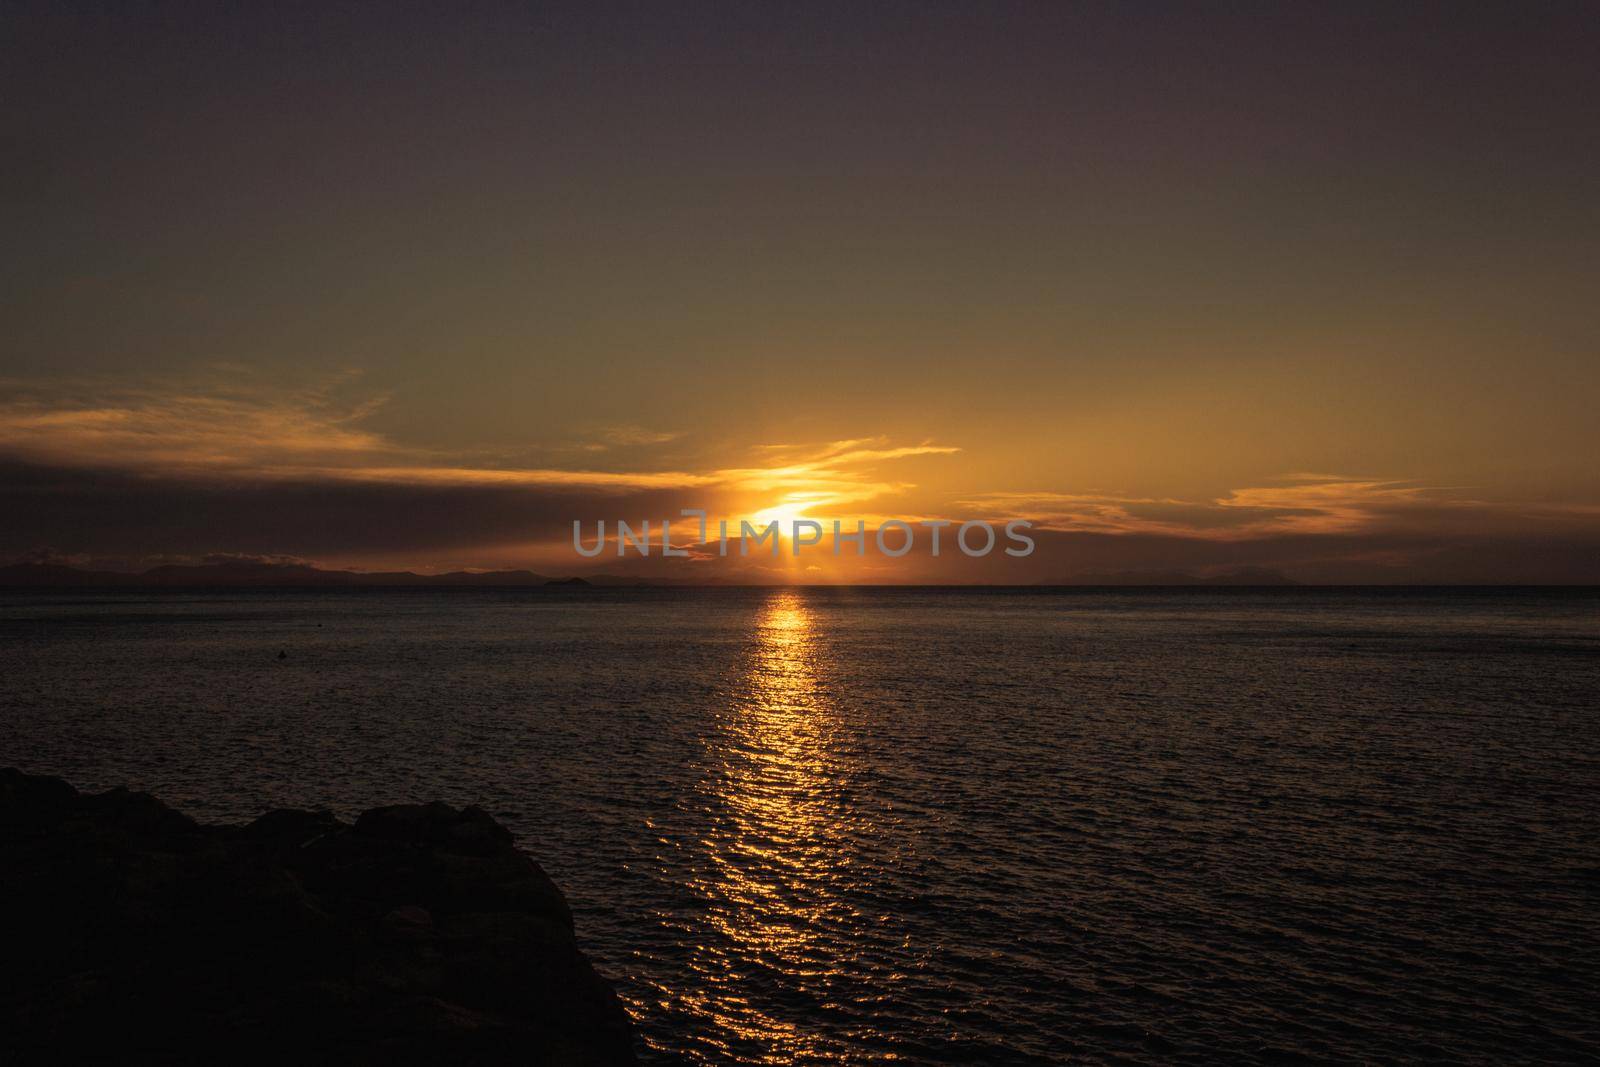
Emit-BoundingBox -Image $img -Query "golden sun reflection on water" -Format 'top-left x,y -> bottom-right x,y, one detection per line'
666,589 -> 876,1064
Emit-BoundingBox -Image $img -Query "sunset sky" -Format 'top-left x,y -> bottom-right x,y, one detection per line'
4,2 -> 1598,582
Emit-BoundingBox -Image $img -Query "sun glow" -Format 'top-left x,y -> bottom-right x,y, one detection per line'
747,497 -> 822,530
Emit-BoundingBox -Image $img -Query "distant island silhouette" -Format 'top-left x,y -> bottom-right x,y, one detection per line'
3,560 -> 1307,589
0,561 -> 646,589
1046,567 -> 1302,587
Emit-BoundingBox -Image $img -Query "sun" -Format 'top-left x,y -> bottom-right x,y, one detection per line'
748,499 -> 815,529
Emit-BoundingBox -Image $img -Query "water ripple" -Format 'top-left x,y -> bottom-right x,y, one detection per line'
3,587 -> 1598,1062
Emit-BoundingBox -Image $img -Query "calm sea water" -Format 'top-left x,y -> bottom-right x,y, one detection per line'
3,587 -> 1598,1063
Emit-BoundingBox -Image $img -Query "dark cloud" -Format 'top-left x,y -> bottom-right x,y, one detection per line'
0,461 -> 708,564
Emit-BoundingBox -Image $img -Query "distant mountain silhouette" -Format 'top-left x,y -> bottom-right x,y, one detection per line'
575,573 -> 696,586
0,562 -> 133,587
1046,567 -> 1302,587
0,560 -> 575,589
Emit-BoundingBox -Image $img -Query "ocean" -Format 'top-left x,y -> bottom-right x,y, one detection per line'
3,587 -> 1597,1063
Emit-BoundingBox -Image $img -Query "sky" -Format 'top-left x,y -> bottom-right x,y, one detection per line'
3,1 -> 1598,582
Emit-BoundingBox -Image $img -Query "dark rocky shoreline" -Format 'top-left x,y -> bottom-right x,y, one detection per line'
0,769 -> 637,1064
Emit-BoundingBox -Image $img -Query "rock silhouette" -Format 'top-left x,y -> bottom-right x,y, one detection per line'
0,769 -> 636,1065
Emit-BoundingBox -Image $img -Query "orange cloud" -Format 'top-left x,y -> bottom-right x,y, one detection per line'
0,377 -> 956,511
962,480 -> 1463,539
0,373 -> 393,474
